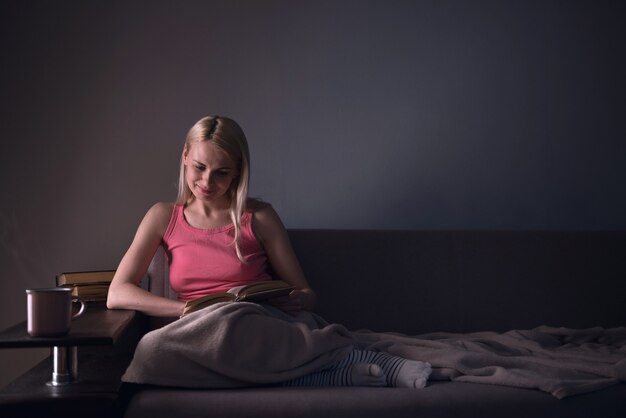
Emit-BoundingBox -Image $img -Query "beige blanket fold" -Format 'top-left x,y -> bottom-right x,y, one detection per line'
122,302 -> 355,388
123,302 -> 626,399
351,325 -> 626,399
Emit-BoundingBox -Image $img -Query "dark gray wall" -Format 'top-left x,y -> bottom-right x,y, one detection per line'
1,0 -> 625,386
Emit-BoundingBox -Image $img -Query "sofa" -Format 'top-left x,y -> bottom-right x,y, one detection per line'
117,229 -> 626,418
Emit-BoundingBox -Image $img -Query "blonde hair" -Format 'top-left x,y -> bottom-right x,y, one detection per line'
177,116 -> 251,262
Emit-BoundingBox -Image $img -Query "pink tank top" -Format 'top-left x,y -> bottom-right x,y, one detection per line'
162,204 -> 272,302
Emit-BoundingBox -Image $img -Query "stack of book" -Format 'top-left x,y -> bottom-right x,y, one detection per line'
56,270 -> 115,303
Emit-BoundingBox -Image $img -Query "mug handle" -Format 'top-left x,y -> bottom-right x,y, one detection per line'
71,297 -> 86,319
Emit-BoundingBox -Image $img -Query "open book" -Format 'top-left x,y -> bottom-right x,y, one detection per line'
181,280 -> 295,317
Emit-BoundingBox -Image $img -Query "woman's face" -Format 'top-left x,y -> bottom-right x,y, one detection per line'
183,140 -> 238,205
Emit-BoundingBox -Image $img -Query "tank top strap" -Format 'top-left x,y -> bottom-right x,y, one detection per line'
163,204 -> 183,242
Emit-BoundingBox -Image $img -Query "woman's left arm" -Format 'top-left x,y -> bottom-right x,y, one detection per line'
252,204 -> 317,313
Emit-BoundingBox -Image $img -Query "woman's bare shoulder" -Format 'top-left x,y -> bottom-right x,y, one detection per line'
146,202 -> 175,219
142,202 -> 176,234
150,201 -> 176,214
247,198 -> 273,214
248,199 -> 285,241
247,198 -> 279,218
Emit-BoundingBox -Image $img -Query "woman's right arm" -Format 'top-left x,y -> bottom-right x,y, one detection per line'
107,202 -> 185,317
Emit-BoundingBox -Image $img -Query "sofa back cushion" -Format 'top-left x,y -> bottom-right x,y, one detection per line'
288,230 -> 626,334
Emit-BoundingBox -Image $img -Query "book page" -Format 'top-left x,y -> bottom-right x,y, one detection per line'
229,280 -> 294,302
228,280 -> 294,300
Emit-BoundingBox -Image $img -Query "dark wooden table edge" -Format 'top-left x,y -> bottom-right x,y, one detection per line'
0,306 -> 137,348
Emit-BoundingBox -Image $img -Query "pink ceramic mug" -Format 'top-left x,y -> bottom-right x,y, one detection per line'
26,288 -> 86,337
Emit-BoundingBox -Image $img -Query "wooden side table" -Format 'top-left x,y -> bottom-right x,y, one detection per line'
0,305 -> 136,385
0,305 -> 143,418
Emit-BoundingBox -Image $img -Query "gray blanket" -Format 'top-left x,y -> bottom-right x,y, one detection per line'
123,302 -> 626,398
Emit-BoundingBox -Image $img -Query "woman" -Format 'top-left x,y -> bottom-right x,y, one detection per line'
108,115 -> 430,388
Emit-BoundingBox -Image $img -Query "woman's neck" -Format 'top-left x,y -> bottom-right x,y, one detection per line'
184,197 -> 233,228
